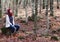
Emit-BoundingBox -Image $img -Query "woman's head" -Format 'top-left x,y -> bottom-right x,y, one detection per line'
7,8 -> 13,16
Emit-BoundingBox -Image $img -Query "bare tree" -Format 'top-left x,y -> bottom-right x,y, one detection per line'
31,0 -> 35,18
13,0 -> 18,17
45,0 -> 49,34
50,0 -> 54,16
0,0 -> 2,18
15,0 -> 18,16
42,0 -> 49,35
57,0 -> 59,9
39,0 -> 42,14
43,0 -> 45,9
23,0 -> 28,24
33,0 -> 38,40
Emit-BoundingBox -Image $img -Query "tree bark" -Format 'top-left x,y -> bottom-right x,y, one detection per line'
39,0 -> 41,14
33,0 -> 38,39
57,0 -> 59,9
0,0 -> 2,18
50,0 -> 54,16
42,0 -> 49,35
23,0 -> 28,24
31,0 -> 35,16
43,0 -> 45,9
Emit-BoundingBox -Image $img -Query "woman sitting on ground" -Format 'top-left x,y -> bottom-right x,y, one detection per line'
5,8 -> 20,33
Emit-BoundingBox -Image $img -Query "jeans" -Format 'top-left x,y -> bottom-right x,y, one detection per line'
9,24 -> 20,33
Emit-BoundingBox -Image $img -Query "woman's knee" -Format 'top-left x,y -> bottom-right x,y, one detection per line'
14,24 -> 20,28
9,26 -> 15,33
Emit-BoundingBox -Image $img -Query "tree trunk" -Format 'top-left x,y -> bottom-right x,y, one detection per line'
25,7 -> 28,24
39,0 -> 41,14
0,0 -> 2,18
15,0 -> 18,17
42,0 -> 49,35
43,0 -> 45,9
50,0 -> 54,16
13,0 -> 17,17
57,0 -> 59,9
33,0 -> 38,40
18,0 -> 22,7
31,0 -> 35,16
23,0 -> 28,24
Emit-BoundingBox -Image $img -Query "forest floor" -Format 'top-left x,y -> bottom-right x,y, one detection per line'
0,2 -> 60,42
0,18 -> 60,42
0,14 -> 60,42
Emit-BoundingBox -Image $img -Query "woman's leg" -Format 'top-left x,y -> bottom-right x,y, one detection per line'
9,25 -> 15,33
14,24 -> 20,31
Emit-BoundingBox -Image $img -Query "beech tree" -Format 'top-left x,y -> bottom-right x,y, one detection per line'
50,0 -> 54,16
33,0 -> 38,39
57,0 -> 59,9
0,0 -> 2,18
45,0 -> 49,34
43,0 -> 45,9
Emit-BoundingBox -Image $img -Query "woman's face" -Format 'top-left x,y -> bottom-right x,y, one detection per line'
7,9 -> 13,16
10,9 -> 12,13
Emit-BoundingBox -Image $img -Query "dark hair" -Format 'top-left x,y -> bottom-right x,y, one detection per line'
7,9 -> 13,17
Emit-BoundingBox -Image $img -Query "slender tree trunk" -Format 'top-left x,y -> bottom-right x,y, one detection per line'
42,0 -> 49,35
13,0 -> 17,17
0,0 -> 2,18
33,0 -> 38,40
15,0 -> 18,17
13,0 -> 16,16
31,0 -> 35,21
25,7 -> 28,24
23,0 -> 28,24
46,0 -> 49,32
14,0 -> 18,17
50,0 -> 54,16
57,0 -> 59,9
39,0 -> 41,14
18,0 -> 22,7
43,0 -> 45,9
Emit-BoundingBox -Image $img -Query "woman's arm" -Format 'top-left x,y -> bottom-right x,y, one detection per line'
13,16 -> 15,25
5,15 -> 12,27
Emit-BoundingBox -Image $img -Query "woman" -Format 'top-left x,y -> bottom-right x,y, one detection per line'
5,8 -> 20,33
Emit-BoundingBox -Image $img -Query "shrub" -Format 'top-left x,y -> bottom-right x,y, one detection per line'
53,16 -> 57,19
28,14 -> 35,21
52,30 -> 57,34
1,27 -> 7,35
51,36 -> 59,41
1,27 -> 11,35
57,29 -> 60,32
19,17 -> 22,19
18,36 -> 25,40
28,16 -> 34,21
50,14 -> 54,16
21,29 -> 26,33
41,33 -> 50,38
20,20 -> 26,23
